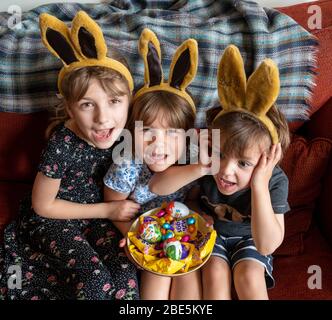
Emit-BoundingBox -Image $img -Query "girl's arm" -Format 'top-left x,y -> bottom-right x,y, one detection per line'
250,144 -> 285,255
104,186 -> 136,236
149,164 -> 207,196
32,172 -> 139,220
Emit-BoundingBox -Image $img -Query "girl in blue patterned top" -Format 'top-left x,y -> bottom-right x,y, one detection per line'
104,28 -> 203,299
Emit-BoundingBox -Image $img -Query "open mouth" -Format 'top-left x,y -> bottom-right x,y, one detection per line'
146,153 -> 168,164
218,177 -> 236,189
93,128 -> 113,141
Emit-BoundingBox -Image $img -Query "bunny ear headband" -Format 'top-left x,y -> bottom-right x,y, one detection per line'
133,28 -> 198,112
39,11 -> 134,94
213,45 -> 280,144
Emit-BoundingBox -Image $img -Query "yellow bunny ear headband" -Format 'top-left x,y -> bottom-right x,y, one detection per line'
39,11 -> 134,95
213,45 -> 280,144
133,28 -> 198,112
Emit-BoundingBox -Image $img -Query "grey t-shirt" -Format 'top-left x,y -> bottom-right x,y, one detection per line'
199,166 -> 290,237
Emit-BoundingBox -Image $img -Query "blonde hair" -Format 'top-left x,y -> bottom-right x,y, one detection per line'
46,51 -> 132,138
208,105 -> 290,161
127,91 -> 195,134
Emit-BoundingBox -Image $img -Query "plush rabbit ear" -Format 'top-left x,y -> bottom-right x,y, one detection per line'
138,28 -> 163,87
39,11 -> 134,94
217,45 -> 246,111
245,59 -> 280,116
39,13 -> 80,65
169,39 -> 198,90
134,28 -> 198,112
71,11 -> 107,60
213,46 -> 279,144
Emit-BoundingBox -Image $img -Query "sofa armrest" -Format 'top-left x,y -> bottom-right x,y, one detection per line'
317,154 -> 332,247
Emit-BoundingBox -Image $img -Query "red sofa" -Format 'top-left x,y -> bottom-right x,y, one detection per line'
0,0 -> 331,300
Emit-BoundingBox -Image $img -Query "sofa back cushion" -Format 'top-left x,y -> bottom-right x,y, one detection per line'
275,135 -> 332,255
0,111 -> 49,182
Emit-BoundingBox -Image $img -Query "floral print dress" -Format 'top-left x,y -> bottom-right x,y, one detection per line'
0,124 -> 139,300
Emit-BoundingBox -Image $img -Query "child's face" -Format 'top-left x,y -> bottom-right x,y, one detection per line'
212,136 -> 267,195
66,79 -> 129,149
136,116 -> 186,172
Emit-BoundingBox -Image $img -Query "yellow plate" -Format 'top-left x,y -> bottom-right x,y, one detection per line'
127,207 -> 215,277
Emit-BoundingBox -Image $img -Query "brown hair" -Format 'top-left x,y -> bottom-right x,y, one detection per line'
46,50 -> 131,138
127,91 -> 195,134
208,105 -> 290,161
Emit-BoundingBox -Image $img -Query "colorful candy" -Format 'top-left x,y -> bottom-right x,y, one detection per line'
164,240 -> 182,260
165,230 -> 175,239
162,223 -> 171,230
188,225 -> 196,233
187,217 -> 196,225
181,244 -> 189,259
156,209 -> 166,218
181,235 -> 190,242
166,201 -> 190,218
139,220 -> 162,243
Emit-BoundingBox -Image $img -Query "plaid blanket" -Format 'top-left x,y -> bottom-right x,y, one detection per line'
0,0 -> 317,126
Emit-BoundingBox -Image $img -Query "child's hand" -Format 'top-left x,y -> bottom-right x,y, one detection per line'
251,143 -> 282,189
201,212 -> 214,227
119,237 -> 143,270
106,200 -> 140,221
198,129 -> 212,175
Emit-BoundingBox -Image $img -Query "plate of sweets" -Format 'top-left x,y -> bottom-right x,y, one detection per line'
127,201 -> 216,276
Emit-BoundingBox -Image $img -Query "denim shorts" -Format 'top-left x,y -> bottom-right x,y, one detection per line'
212,234 -> 275,288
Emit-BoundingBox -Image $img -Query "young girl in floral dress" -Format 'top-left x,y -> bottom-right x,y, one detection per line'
0,11 -> 140,300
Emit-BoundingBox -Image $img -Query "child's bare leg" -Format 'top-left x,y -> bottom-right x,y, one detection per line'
233,260 -> 268,300
140,271 -> 172,300
170,270 -> 202,300
202,256 -> 232,299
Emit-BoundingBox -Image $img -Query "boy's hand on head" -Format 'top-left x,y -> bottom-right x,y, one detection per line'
106,200 -> 140,221
251,143 -> 282,189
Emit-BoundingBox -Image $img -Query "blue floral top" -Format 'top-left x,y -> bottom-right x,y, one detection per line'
103,159 -> 195,213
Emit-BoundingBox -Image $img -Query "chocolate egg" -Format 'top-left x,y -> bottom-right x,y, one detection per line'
180,244 -> 189,259
165,230 -> 174,239
188,225 -> 196,233
181,235 -> 190,242
186,217 -> 196,225
139,220 -> 162,243
162,223 -> 171,230
166,201 -> 190,219
164,240 -> 182,260
156,209 -> 166,218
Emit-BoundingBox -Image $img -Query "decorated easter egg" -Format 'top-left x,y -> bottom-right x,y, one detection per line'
139,221 -> 162,243
166,201 -> 190,219
164,240 -> 182,260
